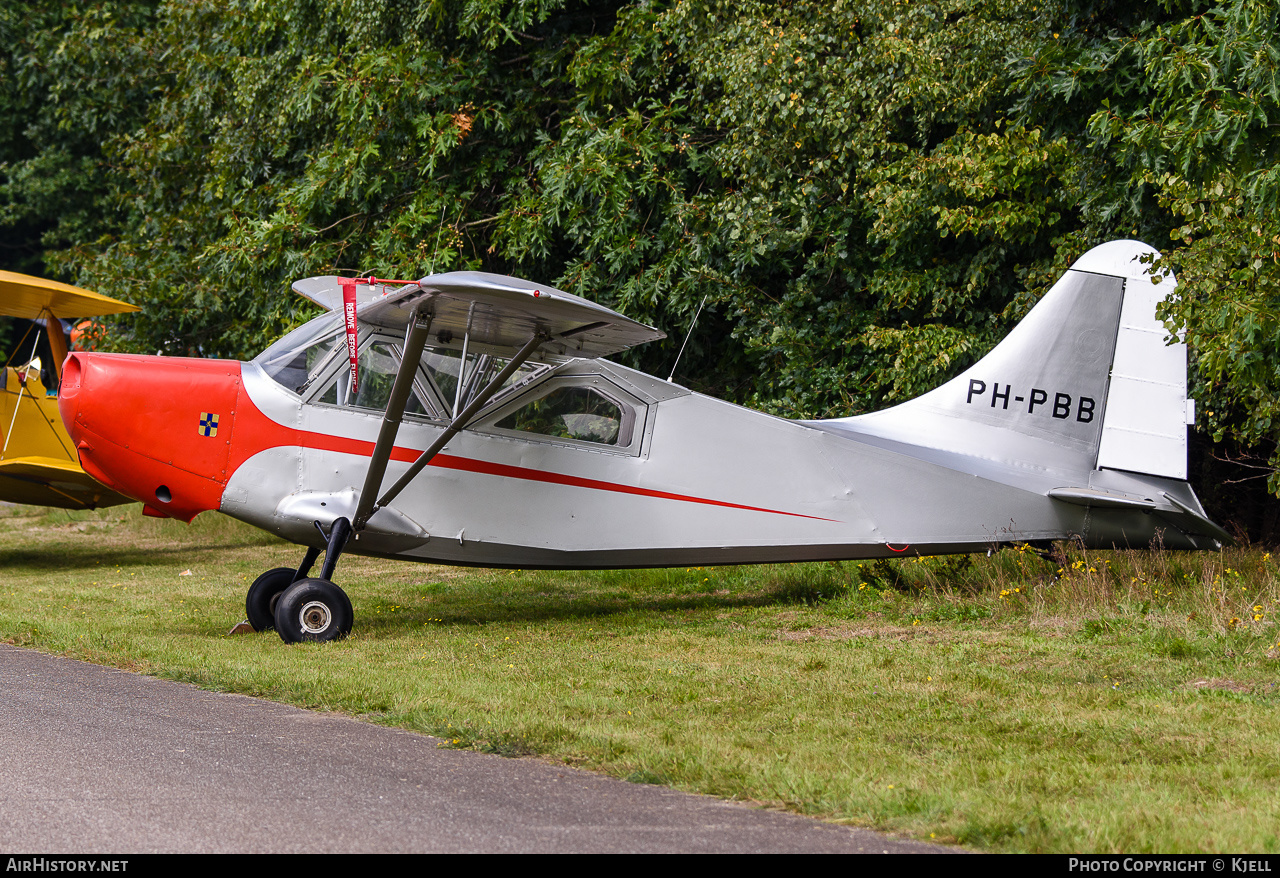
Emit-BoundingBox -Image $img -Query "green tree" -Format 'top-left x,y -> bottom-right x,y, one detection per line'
1085,0 -> 1280,491
0,1 -> 158,274
4,0 -> 1279,514
508,0 -> 1080,413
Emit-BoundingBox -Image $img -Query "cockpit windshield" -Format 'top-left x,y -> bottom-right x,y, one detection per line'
253,311 -> 344,394
254,309 -> 552,419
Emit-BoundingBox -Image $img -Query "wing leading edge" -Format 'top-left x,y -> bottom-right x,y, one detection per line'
0,271 -> 140,320
293,271 -> 665,359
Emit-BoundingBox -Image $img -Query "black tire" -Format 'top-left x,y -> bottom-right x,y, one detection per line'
273,578 -> 353,644
246,567 -> 296,632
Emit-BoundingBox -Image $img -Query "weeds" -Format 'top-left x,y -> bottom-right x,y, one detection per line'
822,542 -> 1280,649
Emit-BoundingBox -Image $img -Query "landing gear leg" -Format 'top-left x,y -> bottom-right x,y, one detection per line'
315,516 -> 352,581
295,545 -> 322,581
270,517 -> 355,644
242,518 -> 356,641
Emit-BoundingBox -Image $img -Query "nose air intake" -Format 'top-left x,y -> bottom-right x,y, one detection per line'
60,352 -> 243,522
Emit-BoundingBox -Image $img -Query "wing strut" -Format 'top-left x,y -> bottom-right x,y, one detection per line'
350,305 -> 434,531
355,329 -> 548,529
2,330 -> 42,460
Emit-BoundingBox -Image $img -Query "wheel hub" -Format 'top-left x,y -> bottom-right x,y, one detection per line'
299,600 -> 332,635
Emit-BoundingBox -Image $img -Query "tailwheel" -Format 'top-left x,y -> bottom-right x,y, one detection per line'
273,578 -> 354,644
245,567 -> 297,632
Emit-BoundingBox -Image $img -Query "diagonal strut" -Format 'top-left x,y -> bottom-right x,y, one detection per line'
367,330 -> 548,521
350,305 -> 433,531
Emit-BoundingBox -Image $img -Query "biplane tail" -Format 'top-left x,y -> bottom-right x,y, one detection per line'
822,240 -> 1195,482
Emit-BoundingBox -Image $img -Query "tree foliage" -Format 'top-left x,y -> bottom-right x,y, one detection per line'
1094,0 -> 1280,492
2,0 -> 1280,506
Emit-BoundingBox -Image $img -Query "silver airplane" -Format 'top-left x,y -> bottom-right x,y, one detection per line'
58,240 -> 1227,642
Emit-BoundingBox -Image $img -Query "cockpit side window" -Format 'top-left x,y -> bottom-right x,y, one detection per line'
312,338 -> 429,416
421,349 -> 547,419
421,349 -> 464,410
283,326 -> 553,421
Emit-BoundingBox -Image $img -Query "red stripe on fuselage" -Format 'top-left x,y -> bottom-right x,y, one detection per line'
232,385 -> 835,522
424,452 -> 836,521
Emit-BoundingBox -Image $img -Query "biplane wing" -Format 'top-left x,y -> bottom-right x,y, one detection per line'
0,456 -> 131,509
1,272 -> 137,509
0,271 -> 141,321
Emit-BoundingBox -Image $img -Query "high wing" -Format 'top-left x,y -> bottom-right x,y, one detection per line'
294,271 -> 665,359
292,276 -> 388,313
0,271 -> 140,320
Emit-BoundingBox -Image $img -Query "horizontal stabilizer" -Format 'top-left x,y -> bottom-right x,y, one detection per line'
1161,492 -> 1234,544
1048,487 -> 1157,511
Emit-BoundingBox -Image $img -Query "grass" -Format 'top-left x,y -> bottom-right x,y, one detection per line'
2,502 -> 1279,852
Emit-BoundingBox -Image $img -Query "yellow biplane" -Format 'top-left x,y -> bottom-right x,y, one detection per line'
1,271 -> 138,509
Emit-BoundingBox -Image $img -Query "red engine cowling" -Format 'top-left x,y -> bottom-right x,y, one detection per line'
59,352 -> 244,522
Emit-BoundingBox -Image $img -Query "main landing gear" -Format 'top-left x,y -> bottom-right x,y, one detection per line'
245,517 -> 354,643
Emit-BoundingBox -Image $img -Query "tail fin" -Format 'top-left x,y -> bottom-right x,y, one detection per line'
823,240 -> 1192,480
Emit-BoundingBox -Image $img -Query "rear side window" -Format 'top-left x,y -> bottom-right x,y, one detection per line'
494,385 -> 629,446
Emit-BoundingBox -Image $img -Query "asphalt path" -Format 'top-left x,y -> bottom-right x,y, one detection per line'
0,644 -> 952,854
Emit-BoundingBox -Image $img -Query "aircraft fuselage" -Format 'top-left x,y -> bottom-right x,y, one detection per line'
60,348 -> 1203,568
